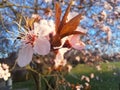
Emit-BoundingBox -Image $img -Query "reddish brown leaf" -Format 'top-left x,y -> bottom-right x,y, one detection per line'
63,40 -> 71,48
58,0 -> 72,34
51,34 -> 61,47
61,30 -> 86,38
55,2 -> 61,32
51,1 -> 85,48
59,13 -> 83,37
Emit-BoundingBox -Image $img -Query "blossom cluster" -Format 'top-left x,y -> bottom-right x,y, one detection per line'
0,63 -> 11,81
16,1 -> 86,73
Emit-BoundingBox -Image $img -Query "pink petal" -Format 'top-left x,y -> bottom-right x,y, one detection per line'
72,41 -> 85,50
17,44 -> 33,67
68,35 -> 85,50
33,37 -> 50,55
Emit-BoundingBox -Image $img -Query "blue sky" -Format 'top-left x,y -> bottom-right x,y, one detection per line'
0,0 -> 120,58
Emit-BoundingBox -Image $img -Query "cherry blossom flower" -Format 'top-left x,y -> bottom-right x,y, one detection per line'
17,22 -> 51,67
0,63 -> 11,81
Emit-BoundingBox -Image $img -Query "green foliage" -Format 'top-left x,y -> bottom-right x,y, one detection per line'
13,79 -> 35,90
13,62 -> 120,90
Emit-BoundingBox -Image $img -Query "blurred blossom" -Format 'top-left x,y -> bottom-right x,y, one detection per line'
107,18 -> 114,25
3,69 -> 11,81
81,75 -> 85,81
100,25 -> 111,32
71,1 -> 75,5
100,11 -> 107,20
75,85 -> 83,90
98,25 -> 112,42
117,25 -> 120,29
90,73 -> 94,79
85,82 -> 89,87
96,65 -> 101,71
76,85 -> 80,90
85,77 -> 90,82
115,6 -> 120,13
67,65 -> 72,72
103,1 -> 113,11
2,63 -> 9,69
44,0 -> 52,3
107,31 -> 112,42
75,56 -> 80,62
0,63 -> 11,81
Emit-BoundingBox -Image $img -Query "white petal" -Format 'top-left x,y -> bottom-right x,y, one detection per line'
17,44 -> 33,67
3,76 -> 8,81
55,48 -> 69,61
34,23 -> 41,35
33,37 -> 50,55
39,19 -> 55,36
58,48 -> 69,59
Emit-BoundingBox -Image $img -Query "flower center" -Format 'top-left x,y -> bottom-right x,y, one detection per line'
26,34 -> 37,46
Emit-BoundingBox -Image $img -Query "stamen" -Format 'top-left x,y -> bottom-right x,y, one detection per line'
25,34 -> 37,46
